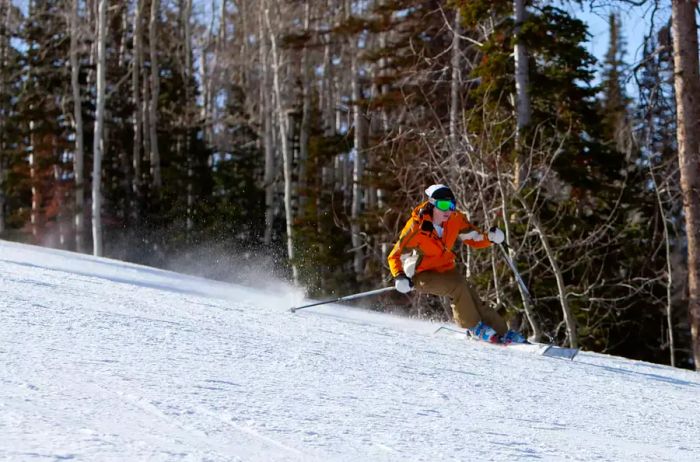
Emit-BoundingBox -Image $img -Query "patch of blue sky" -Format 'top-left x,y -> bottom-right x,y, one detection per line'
12,0 -> 27,15
566,0 -> 673,99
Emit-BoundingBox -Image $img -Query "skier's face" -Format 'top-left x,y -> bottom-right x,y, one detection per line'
433,207 -> 452,226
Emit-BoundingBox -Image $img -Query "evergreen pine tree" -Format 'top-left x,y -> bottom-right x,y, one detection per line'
599,13 -> 632,154
14,0 -> 72,245
0,1 -> 23,235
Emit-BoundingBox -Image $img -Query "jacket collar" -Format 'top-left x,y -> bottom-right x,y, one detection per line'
411,201 -> 433,223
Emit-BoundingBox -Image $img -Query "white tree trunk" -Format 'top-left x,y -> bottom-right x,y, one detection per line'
536,222 -> 577,348
259,9 -> 275,246
535,220 -> 575,346
449,13 -> 460,150
141,2 -> 151,182
53,160 -> 67,247
671,0 -> 700,370
85,0 -> 96,90
321,34 -> 334,135
149,0 -> 161,189
131,0 -> 144,216
649,166 -> 676,367
350,45 -> 365,277
513,0 -> 531,189
200,1 -> 214,146
92,0 -> 108,257
182,0 -> 193,233
70,0 -> 86,252
264,6 -> 298,284
0,0 -> 9,234
117,3 -> 127,68
298,0 -> 312,211
29,117 -> 39,238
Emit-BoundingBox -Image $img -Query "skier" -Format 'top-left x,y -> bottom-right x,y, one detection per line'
388,184 -> 526,344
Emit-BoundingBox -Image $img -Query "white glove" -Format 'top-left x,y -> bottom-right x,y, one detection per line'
488,226 -> 505,244
459,230 -> 485,242
394,274 -> 413,293
400,252 -> 419,278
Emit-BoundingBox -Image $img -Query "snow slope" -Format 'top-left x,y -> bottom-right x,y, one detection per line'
1,240 -> 699,462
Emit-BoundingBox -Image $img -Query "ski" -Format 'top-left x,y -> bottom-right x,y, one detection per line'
433,325 -> 580,361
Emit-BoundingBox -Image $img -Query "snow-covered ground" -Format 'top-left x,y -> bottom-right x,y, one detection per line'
1,240 -> 699,462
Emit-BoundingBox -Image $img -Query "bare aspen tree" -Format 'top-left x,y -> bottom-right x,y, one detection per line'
182,0 -> 193,233
259,8 -> 275,246
199,0 -> 215,146
0,0 -> 9,234
131,0 -> 144,218
335,58 -> 344,138
53,160 -> 67,247
149,0 -> 161,189
24,0 -> 38,239
29,116 -> 38,238
513,190 -> 577,348
348,0 -> 366,278
515,191 -> 578,348
671,0 -> 700,369
217,0 -> 226,55
69,0 -> 86,252
141,2 -> 151,182
92,0 -> 108,256
85,0 -> 95,89
339,2 -> 350,206
649,166 -> 676,367
535,220 -> 577,348
200,0 -> 226,148
27,0 -> 38,243
326,0 -> 342,191
350,54 -> 365,277
640,51 -> 677,366
299,0 -> 312,211
238,0 -> 250,89
264,4 -> 299,284
321,0 -> 335,136
513,0 -> 531,189
376,0 -> 389,137
117,2 -> 127,68
365,0 -> 384,212
449,12 -> 461,150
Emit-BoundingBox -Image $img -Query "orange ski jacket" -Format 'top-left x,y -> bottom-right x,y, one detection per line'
388,201 -> 492,277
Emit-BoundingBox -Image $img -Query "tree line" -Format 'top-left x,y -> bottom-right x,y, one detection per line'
0,0 -> 698,370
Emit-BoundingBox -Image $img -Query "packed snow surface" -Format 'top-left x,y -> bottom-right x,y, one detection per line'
1,240 -> 699,461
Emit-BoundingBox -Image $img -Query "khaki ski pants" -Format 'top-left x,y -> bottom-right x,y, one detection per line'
413,268 -> 508,334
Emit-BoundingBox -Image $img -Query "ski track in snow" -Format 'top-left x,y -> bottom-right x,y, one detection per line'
1,240 -> 699,461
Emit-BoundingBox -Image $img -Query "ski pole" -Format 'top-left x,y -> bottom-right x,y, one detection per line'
498,242 -> 533,302
290,286 -> 395,313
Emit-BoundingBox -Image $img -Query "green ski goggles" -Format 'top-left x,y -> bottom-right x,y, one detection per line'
431,198 -> 456,212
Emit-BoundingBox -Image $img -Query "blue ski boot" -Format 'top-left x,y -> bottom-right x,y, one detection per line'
501,330 -> 527,344
468,321 -> 500,343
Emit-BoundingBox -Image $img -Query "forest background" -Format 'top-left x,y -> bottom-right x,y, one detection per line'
1,0 -> 700,370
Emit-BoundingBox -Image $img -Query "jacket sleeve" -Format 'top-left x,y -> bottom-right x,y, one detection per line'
456,213 -> 492,249
388,218 -> 418,277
